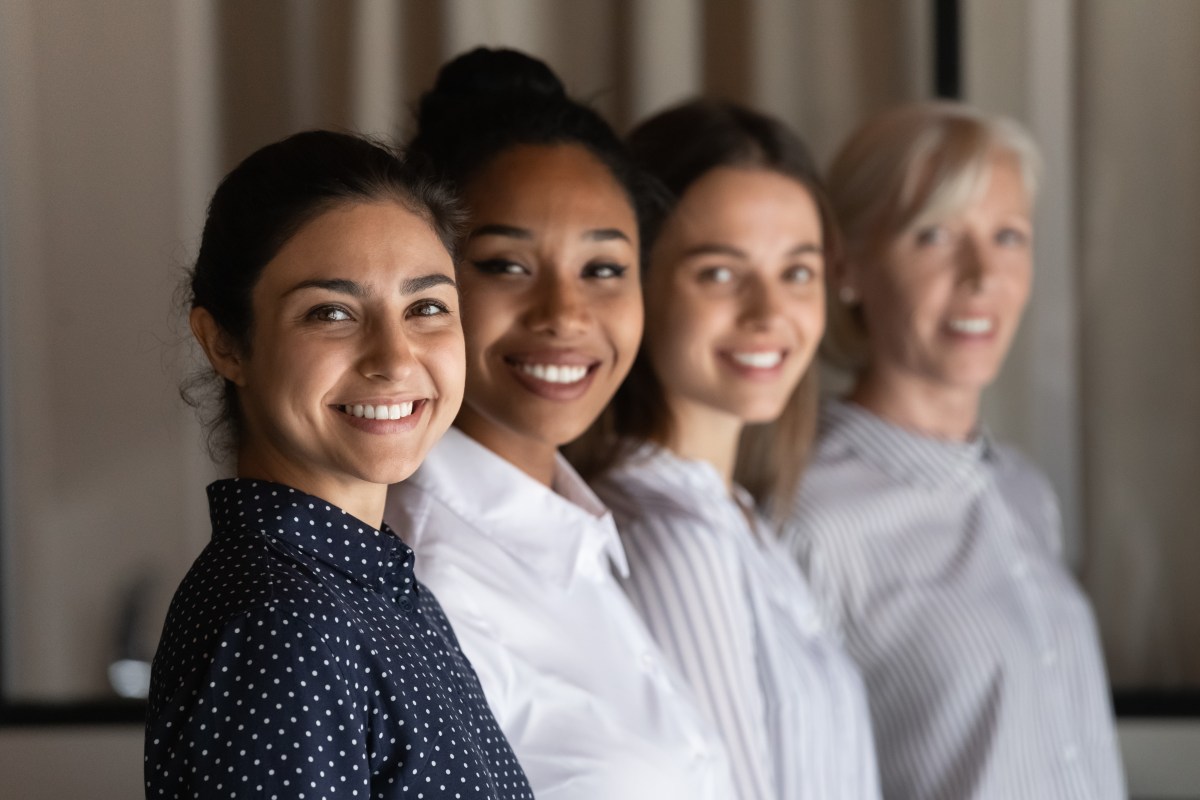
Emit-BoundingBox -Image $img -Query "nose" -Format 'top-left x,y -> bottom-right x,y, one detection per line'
957,235 -> 995,292
360,317 -> 417,381
525,271 -> 591,337
738,274 -> 783,330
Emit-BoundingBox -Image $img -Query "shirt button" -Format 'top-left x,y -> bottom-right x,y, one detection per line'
1011,560 -> 1030,579
1062,744 -> 1080,762
398,595 -> 414,613
1041,648 -> 1058,667
640,652 -> 657,672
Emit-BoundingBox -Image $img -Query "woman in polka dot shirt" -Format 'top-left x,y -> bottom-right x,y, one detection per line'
146,130 -> 532,799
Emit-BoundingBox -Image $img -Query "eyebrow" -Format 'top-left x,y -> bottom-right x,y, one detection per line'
282,273 -> 456,299
469,224 -> 632,245
681,242 -> 824,259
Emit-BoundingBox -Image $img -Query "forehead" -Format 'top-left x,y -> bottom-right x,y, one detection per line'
666,167 -> 822,239
464,143 -> 636,230
261,200 -> 455,288
907,149 -> 1030,231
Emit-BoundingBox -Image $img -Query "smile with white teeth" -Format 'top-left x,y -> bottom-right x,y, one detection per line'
730,351 -> 784,369
519,363 -> 590,384
947,317 -> 994,335
339,402 -> 415,420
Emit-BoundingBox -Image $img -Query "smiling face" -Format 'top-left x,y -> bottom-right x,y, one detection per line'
455,143 -> 643,476
851,153 -> 1032,403
645,167 -> 826,441
192,200 -> 465,519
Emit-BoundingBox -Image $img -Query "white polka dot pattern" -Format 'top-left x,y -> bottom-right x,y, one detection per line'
145,479 -> 533,799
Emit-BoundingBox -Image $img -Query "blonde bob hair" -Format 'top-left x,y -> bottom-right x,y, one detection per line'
823,101 -> 1042,371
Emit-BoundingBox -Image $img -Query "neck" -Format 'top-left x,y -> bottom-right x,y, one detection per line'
454,408 -> 559,488
664,396 -> 743,488
851,364 -> 982,441
235,453 -> 386,529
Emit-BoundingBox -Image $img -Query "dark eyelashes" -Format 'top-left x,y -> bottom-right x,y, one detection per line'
470,259 -> 524,275
305,304 -> 353,322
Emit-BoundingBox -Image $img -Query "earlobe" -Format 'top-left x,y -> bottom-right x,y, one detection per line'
835,258 -> 863,306
189,307 -> 246,386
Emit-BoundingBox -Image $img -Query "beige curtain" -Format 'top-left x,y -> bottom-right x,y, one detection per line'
0,0 -> 927,701
6,0 -> 1196,701
1074,1 -> 1200,687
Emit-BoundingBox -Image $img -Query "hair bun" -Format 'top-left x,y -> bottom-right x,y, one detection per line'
430,47 -> 566,102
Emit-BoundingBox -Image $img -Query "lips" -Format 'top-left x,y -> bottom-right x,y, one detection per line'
718,347 -> 789,379
728,350 -> 784,369
337,402 -> 415,420
504,352 -> 601,401
945,316 -> 995,336
333,399 -> 427,432
517,363 -> 590,384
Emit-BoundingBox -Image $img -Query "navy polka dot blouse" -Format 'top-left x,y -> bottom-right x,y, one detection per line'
146,479 -> 532,799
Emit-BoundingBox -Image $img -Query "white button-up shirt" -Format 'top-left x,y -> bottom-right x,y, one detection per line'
385,428 -> 735,800
784,399 -> 1126,799
594,443 -> 881,800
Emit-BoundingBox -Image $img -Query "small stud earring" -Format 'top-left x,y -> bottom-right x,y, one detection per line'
838,285 -> 858,305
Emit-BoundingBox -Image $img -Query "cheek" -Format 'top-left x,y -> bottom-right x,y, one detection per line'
606,292 -> 645,365
460,291 -> 515,361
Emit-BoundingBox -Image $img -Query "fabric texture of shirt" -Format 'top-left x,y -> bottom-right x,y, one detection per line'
385,427 -> 735,800
783,399 -> 1126,799
147,478 -> 532,800
593,442 -> 882,800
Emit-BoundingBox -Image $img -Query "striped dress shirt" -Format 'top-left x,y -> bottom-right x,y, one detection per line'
595,443 -> 882,800
783,399 -> 1126,799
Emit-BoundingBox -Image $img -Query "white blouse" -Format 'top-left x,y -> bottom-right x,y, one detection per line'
784,399 -> 1126,799
384,428 -> 734,800
594,443 -> 881,800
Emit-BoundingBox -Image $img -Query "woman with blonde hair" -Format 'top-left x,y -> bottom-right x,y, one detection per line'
574,99 -> 880,800
783,101 -> 1125,798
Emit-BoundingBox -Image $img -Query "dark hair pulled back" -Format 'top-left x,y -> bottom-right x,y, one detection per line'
409,47 -> 654,227
184,129 -> 463,457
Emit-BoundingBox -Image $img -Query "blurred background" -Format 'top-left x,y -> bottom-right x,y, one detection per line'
1,0 -> 1197,796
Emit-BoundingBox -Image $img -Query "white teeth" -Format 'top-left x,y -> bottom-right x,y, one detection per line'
342,402 -> 415,420
948,317 -> 993,335
520,363 -> 589,384
731,351 -> 783,369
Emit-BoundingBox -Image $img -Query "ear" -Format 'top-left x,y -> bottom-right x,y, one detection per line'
189,307 -> 246,386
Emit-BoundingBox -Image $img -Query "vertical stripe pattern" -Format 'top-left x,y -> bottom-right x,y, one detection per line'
596,443 -> 881,800
782,399 -> 1126,799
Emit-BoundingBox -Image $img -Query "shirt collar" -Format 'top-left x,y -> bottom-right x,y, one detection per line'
207,478 -> 418,601
408,428 -> 629,588
821,398 -> 994,489
613,441 -> 762,520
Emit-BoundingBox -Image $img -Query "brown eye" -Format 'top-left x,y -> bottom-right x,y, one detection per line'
309,305 -> 353,322
471,259 -> 528,276
784,265 -> 816,285
408,300 -> 450,318
697,266 -> 734,284
582,262 -> 627,279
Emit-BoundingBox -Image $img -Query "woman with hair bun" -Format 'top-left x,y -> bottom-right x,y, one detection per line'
384,49 -> 733,800
571,99 -> 881,800
784,102 -> 1125,798
147,130 -> 531,799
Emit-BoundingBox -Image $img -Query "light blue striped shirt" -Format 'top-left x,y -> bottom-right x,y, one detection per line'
783,399 -> 1126,799
596,442 -> 881,800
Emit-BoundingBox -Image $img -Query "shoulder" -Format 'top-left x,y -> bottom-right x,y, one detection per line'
989,440 -> 1064,551
151,530 -> 361,701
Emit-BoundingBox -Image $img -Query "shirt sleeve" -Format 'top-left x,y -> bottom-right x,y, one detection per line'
620,512 -> 774,800
145,607 -> 371,799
